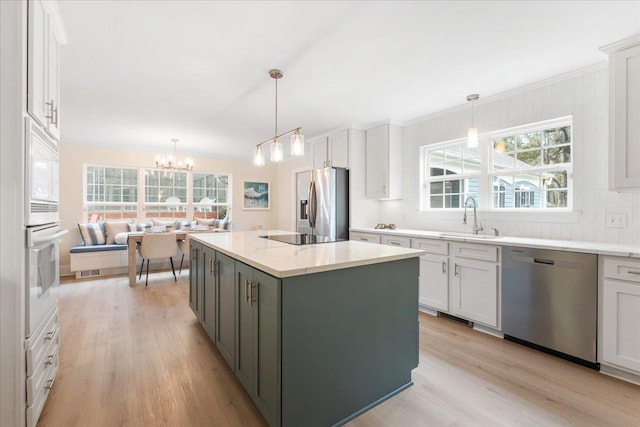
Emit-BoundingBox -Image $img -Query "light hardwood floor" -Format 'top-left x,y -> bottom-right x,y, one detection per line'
39,273 -> 640,427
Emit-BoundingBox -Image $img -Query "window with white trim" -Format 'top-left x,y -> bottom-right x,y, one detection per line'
144,169 -> 188,218
421,117 -> 572,211
85,166 -> 138,220
192,173 -> 229,220
83,165 -> 232,221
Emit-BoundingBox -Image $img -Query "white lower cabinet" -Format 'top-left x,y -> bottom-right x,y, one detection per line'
418,253 -> 449,311
449,255 -> 499,328
449,243 -> 500,329
602,257 -> 640,375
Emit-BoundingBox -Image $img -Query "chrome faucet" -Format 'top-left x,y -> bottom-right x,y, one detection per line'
463,196 -> 483,234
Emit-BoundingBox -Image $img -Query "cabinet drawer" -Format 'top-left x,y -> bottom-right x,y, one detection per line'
604,258 -> 640,283
451,242 -> 498,262
380,235 -> 411,248
25,306 -> 58,377
411,238 -> 448,255
26,339 -> 58,407
350,232 -> 380,244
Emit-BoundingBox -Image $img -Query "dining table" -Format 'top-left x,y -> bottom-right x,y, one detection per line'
126,229 -> 222,287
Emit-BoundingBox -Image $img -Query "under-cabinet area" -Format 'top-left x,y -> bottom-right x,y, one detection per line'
188,234 -> 421,426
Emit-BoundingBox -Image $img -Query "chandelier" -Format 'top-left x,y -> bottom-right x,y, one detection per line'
253,69 -> 304,166
155,139 -> 194,171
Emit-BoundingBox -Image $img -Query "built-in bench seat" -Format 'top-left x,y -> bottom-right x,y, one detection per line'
70,244 -> 129,278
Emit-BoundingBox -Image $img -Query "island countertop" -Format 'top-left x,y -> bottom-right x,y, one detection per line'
189,230 -> 424,278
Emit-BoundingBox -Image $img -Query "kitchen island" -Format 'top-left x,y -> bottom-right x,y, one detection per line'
188,231 -> 424,427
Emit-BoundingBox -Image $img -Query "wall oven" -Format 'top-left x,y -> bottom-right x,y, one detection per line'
26,223 -> 68,337
26,117 -> 59,226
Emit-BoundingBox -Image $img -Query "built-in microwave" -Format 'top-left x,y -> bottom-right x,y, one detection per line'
26,117 -> 59,226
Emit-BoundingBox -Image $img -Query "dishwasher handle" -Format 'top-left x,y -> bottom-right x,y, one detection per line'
534,258 -> 555,266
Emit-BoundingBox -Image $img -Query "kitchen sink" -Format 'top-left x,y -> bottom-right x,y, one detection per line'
439,231 -> 500,240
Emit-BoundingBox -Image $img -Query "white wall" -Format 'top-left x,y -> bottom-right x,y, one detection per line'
379,64 -> 640,246
59,143 -> 279,271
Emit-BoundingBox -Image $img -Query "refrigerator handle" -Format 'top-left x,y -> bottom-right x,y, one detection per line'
308,181 -> 317,229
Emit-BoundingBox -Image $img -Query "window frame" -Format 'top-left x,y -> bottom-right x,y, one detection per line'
420,116 -> 573,213
83,164 -> 232,221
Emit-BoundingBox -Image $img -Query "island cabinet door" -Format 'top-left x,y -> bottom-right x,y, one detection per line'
201,247 -> 217,341
235,262 -> 255,393
188,241 -> 201,319
215,251 -> 236,370
234,261 -> 281,427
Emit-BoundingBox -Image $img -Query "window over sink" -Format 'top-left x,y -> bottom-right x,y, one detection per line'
421,117 -> 573,212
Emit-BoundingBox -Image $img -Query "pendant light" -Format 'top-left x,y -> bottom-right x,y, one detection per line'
253,69 -> 304,166
466,94 -> 479,148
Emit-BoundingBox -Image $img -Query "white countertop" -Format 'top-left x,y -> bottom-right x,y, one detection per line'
190,230 -> 424,278
351,227 -> 640,258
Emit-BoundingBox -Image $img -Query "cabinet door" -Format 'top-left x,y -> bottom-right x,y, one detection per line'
611,45 -> 640,189
188,242 -> 200,317
27,0 -> 50,128
603,279 -> 640,372
216,252 -> 235,370
46,19 -> 63,140
201,247 -> 216,340
252,269 -> 281,427
312,137 -> 328,169
365,125 -> 388,198
450,258 -> 498,328
235,262 -> 254,392
419,254 -> 449,311
329,130 -> 349,169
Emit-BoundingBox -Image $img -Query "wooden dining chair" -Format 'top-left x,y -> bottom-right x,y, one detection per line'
137,233 -> 178,286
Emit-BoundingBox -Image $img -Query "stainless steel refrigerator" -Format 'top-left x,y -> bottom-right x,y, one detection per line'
296,167 -> 349,240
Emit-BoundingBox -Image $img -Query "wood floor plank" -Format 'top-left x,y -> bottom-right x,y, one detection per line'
38,273 -> 640,426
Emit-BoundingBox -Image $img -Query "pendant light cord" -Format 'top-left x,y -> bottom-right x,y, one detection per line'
274,77 -> 278,137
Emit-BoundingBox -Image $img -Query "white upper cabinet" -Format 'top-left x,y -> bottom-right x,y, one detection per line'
365,124 -> 402,199
27,0 -> 67,141
601,35 -> 640,191
312,129 -> 350,169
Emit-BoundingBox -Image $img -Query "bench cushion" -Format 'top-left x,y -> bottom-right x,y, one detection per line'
70,244 -> 127,254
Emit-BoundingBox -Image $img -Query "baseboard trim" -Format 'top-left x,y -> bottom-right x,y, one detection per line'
600,363 -> 640,386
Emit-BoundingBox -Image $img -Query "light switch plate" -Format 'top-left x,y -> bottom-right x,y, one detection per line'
606,213 -> 627,228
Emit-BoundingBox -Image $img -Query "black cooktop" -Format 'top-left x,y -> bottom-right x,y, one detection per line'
259,233 -> 346,245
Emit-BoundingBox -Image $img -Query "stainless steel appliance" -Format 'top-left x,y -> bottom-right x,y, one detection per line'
26,223 -> 67,337
296,166 -> 349,240
26,117 -> 59,226
502,246 -> 598,367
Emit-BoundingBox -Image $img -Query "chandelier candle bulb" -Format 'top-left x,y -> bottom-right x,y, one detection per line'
154,138 -> 194,171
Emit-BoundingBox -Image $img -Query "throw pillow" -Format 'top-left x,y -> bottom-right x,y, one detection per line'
114,232 -> 128,245
176,220 -> 192,230
128,222 -> 151,232
78,222 -> 106,245
152,218 -> 177,228
104,221 -> 130,244
195,218 -> 215,226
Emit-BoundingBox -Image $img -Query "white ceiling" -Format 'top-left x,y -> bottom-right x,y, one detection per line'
57,1 -> 640,161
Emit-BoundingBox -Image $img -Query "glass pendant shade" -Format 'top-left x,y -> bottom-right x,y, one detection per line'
290,132 -> 305,156
467,127 -> 478,148
270,141 -> 283,162
253,146 -> 265,166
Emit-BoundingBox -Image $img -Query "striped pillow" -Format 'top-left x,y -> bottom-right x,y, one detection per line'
78,222 -> 107,245
128,222 -> 151,232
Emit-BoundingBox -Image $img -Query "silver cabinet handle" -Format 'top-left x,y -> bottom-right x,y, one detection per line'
359,238 -> 368,241
45,330 -> 55,340
52,105 -> 59,126
45,100 -> 54,120
250,282 -> 257,306
389,241 -> 400,246
45,374 -> 56,390
245,279 -> 250,304
46,352 -> 58,366
442,261 -> 446,274
454,263 -> 459,276
627,270 -> 640,275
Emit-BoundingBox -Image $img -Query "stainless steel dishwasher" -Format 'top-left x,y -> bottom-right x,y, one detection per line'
502,246 -> 598,368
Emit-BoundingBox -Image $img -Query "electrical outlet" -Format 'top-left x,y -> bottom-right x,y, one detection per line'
606,213 -> 627,228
